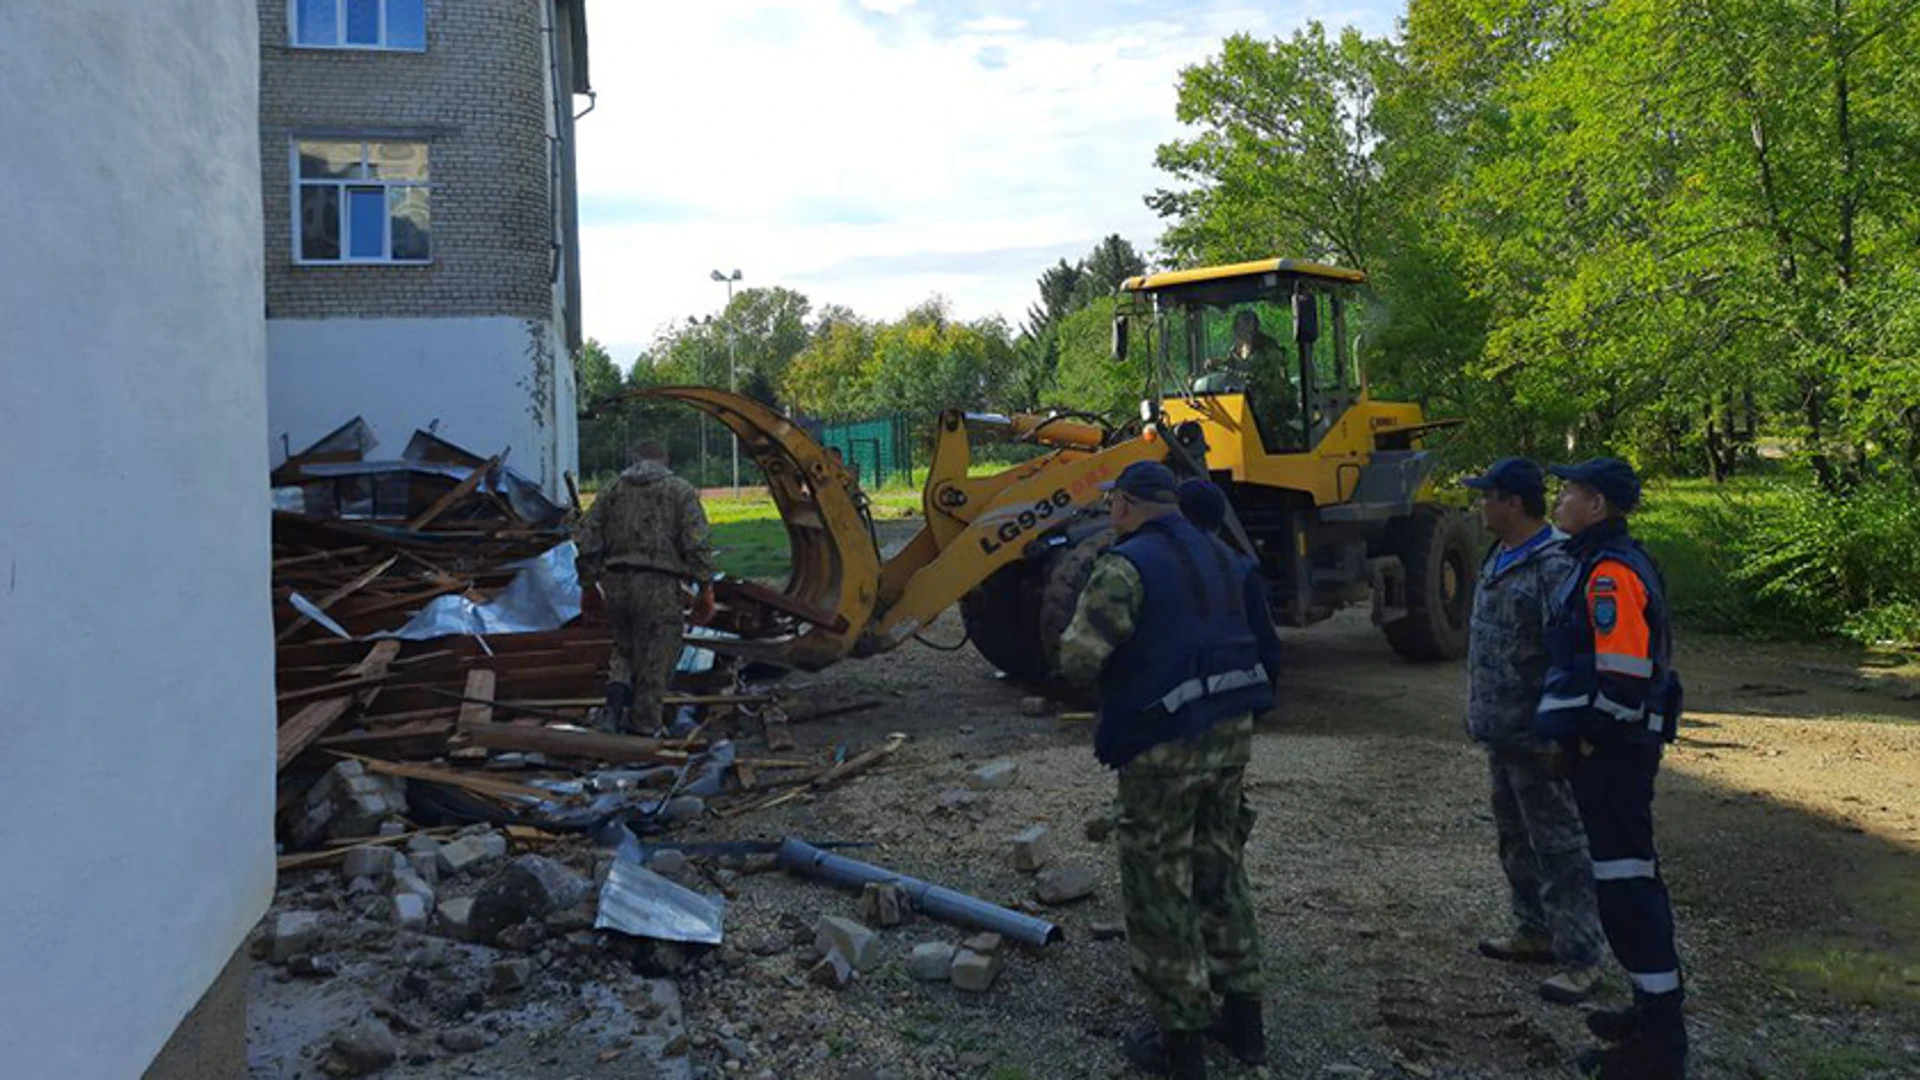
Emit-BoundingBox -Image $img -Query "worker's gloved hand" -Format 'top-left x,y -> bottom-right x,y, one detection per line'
690,587 -> 717,626
580,579 -> 607,620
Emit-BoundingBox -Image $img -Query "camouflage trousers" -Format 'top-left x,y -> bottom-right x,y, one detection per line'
1115,715 -> 1263,1031
1489,746 -> 1607,967
603,571 -> 686,736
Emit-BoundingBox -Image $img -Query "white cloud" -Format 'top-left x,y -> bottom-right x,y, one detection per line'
960,16 -> 1028,34
858,0 -> 920,13
575,0 -> 1399,362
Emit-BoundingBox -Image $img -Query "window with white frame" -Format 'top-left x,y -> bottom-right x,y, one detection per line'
291,0 -> 426,51
294,140 -> 431,264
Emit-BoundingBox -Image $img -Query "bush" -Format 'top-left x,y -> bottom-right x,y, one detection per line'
1722,476 -> 1920,647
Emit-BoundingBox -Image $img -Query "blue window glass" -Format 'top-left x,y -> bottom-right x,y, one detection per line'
295,0 -> 337,45
345,0 -> 380,46
347,187 -> 386,258
388,0 -> 426,50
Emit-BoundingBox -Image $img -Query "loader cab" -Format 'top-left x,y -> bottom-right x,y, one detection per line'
1115,259 -> 1367,458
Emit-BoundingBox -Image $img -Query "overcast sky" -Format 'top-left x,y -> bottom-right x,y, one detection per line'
576,0 -> 1398,365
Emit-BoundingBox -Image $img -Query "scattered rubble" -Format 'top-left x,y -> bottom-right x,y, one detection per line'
857,882 -> 906,928
469,855 -> 589,943
814,916 -> 879,971
1035,864 -> 1098,905
325,1020 -> 398,1077
949,947 -> 1001,992
967,760 -> 1018,790
907,941 -> 956,981
270,911 -> 322,964
1083,812 -> 1115,843
1009,824 -> 1052,871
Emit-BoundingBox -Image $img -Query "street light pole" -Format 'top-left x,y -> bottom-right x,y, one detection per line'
710,268 -> 743,498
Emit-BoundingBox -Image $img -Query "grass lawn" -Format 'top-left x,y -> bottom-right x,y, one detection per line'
1633,475 -> 1796,636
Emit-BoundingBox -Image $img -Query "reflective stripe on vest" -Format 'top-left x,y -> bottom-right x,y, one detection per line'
1158,664 -> 1270,715
1592,857 -> 1657,881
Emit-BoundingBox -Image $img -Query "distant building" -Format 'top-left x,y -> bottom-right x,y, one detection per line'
259,0 -> 592,496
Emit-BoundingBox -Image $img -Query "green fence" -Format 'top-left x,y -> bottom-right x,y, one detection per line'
812,415 -> 914,490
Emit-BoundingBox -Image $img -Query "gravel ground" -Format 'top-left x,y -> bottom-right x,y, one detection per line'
252,599 -> 1920,1080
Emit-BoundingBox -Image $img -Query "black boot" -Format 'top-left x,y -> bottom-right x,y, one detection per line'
600,681 -> 633,734
1203,993 -> 1266,1064
1584,1004 -> 1639,1043
1575,1036 -> 1686,1080
1121,1025 -> 1207,1079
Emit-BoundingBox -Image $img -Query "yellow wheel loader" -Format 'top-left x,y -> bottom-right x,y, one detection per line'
619,258 -> 1475,679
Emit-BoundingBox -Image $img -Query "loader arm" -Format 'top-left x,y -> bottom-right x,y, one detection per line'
858,411 -> 1169,654
612,389 -> 1169,671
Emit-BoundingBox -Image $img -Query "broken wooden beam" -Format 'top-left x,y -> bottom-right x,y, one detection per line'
459,719 -> 681,764
404,454 -> 500,532
456,669 -> 497,730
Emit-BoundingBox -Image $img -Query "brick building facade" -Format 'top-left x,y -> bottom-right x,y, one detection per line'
259,0 -> 590,496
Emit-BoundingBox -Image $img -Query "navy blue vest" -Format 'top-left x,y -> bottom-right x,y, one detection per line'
1538,520 -> 1683,746
1094,515 -> 1275,768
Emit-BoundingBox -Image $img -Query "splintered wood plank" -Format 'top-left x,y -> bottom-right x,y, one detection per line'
335,753 -> 550,801
276,697 -> 355,772
460,719 -> 679,764
457,669 -> 497,730
761,709 -> 796,752
275,554 -> 400,642
405,454 -> 501,532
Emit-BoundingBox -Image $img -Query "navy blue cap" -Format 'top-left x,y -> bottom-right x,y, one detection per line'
1177,478 -> 1229,532
1462,457 -> 1545,498
1100,461 -> 1180,504
1550,457 -> 1641,512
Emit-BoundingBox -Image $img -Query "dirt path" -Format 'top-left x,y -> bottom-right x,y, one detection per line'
694,608 -> 1920,1079
250,564 -> 1920,1078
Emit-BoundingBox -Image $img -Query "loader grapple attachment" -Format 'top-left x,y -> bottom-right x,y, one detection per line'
642,387 -> 881,671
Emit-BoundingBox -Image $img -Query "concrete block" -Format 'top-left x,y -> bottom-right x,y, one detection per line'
469,855 -> 590,943
340,846 -> 396,881
858,883 -> 905,928
807,949 -> 853,989
961,932 -> 1003,955
390,868 -> 436,909
435,898 -> 475,941
907,941 -> 954,981
949,948 -> 1000,992
390,893 -> 429,930
1010,824 -> 1052,872
270,911 -> 322,963
966,760 -> 1018,791
491,958 -> 532,993
436,832 -> 507,876
813,916 -> 879,971
1035,864 -> 1097,905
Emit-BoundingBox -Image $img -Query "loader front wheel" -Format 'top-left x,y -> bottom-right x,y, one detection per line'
1037,527 -> 1116,680
961,562 -> 1049,682
1383,504 -> 1477,662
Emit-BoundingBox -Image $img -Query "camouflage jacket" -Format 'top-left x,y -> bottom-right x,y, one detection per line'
1057,555 -> 1144,690
1467,527 -> 1577,749
574,462 -> 714,581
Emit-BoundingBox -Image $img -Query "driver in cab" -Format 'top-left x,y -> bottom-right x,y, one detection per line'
1194,310 -> 1283,394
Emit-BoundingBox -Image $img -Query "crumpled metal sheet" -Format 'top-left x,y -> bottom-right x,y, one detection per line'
594,855 -> 726,944
380,542 -> 582,640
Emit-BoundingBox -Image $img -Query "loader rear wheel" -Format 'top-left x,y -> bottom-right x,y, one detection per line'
1383,504 -> 1477,662
961,562 -> 1049,682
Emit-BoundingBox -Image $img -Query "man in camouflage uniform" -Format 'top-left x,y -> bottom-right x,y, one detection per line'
1058,461 -> 1282,1080
574,440 -> 715,735
1462,459 -> 1607,1003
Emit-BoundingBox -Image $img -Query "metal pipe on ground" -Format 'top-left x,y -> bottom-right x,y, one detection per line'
775,837 -> 1062,948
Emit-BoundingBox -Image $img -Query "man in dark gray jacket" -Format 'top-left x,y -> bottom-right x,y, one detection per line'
1464,458 -> 1607,1004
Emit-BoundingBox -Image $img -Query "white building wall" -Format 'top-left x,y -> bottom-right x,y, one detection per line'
267,316 -> 572,496
0,2 -> 275,1077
